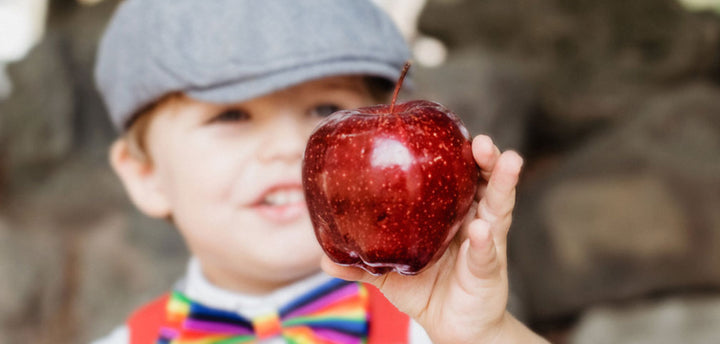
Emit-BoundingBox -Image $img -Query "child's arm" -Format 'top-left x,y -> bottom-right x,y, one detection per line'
322,134 -> 549,344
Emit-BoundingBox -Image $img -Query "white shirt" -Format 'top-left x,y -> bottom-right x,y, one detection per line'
92,258 -> 432,344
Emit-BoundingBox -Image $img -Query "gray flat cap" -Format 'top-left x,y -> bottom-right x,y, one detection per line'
95,0 -> 411,130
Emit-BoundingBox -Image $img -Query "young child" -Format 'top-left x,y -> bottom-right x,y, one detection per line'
92,0 -> 548,343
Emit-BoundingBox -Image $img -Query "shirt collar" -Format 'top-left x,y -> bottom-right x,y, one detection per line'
179,257 -> 333,319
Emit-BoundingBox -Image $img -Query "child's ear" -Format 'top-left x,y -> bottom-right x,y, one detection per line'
109,139 -> 171,219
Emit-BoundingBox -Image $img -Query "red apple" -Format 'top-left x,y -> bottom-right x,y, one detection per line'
302,62 -> 479,275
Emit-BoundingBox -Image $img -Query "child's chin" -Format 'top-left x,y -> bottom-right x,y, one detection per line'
267,256 -> 323,279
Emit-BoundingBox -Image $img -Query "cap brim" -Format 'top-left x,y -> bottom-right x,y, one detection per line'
185,59 -> 408,104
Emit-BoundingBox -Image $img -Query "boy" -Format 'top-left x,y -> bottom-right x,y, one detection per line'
93,0 -> 548,343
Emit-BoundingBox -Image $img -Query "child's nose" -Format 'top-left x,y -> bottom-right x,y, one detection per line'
257,116 -> 307,163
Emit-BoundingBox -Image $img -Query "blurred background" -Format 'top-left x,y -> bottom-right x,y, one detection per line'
1,0 -> 720,342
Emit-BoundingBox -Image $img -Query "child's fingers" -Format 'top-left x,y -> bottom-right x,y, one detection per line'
321,255 -> 365,281
476,151 -> 522,226
464,219 -> 502,280
320,255 -> 387,286
472,135 -> 501,182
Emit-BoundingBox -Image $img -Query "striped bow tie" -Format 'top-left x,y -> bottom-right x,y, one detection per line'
156,278 -> 369,344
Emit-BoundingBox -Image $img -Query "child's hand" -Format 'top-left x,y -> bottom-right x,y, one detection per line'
322,135 -> 548,344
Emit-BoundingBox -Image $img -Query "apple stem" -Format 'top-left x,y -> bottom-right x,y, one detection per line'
390,61 -> 411,115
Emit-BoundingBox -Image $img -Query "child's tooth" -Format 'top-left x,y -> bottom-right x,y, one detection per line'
277,192 -> 288,205
264,190 -> 304,206
267,192 -> 281,205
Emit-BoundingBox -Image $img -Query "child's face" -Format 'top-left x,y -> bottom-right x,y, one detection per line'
143,76 -> 377,292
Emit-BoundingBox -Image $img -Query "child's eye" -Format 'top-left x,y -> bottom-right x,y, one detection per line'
310,104 -> 342,117
211,109 -> 250,123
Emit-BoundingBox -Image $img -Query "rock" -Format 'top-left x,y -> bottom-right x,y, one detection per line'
413,47 -> 536,151
0,215 -> 65,342
510,82 -> 720,321
0,0 -> 118,195
50,0 -> 118,151
421,0 -> 720,142
0,64 -> 10,100
0,33 -> 74,174
0,157 -> 187,343
543,175 -> 688,272
78,213 -> 187,343
570,295 -> 720,344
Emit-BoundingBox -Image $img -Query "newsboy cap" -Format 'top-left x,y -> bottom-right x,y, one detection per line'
95,0 -> 411,130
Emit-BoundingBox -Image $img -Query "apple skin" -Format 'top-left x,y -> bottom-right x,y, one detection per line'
302,100 -> 480,275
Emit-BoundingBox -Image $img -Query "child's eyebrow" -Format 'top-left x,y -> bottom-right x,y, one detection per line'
318,79 -> 366,93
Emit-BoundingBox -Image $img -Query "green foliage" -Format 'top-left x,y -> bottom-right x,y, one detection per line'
678,0 -> 720,13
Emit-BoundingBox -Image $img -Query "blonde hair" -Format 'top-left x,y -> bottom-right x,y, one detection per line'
121,92 -> 182,164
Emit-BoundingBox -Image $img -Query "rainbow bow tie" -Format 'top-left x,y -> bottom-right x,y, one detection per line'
156,278 -> 369,344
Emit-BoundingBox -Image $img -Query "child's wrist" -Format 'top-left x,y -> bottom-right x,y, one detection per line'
480,311 -> 549,344
430,312 -> 507,344
435,312 -> 546,344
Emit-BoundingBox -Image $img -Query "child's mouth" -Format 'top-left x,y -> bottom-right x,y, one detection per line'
262,189 -> 304,206
252,186 -> 306,223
